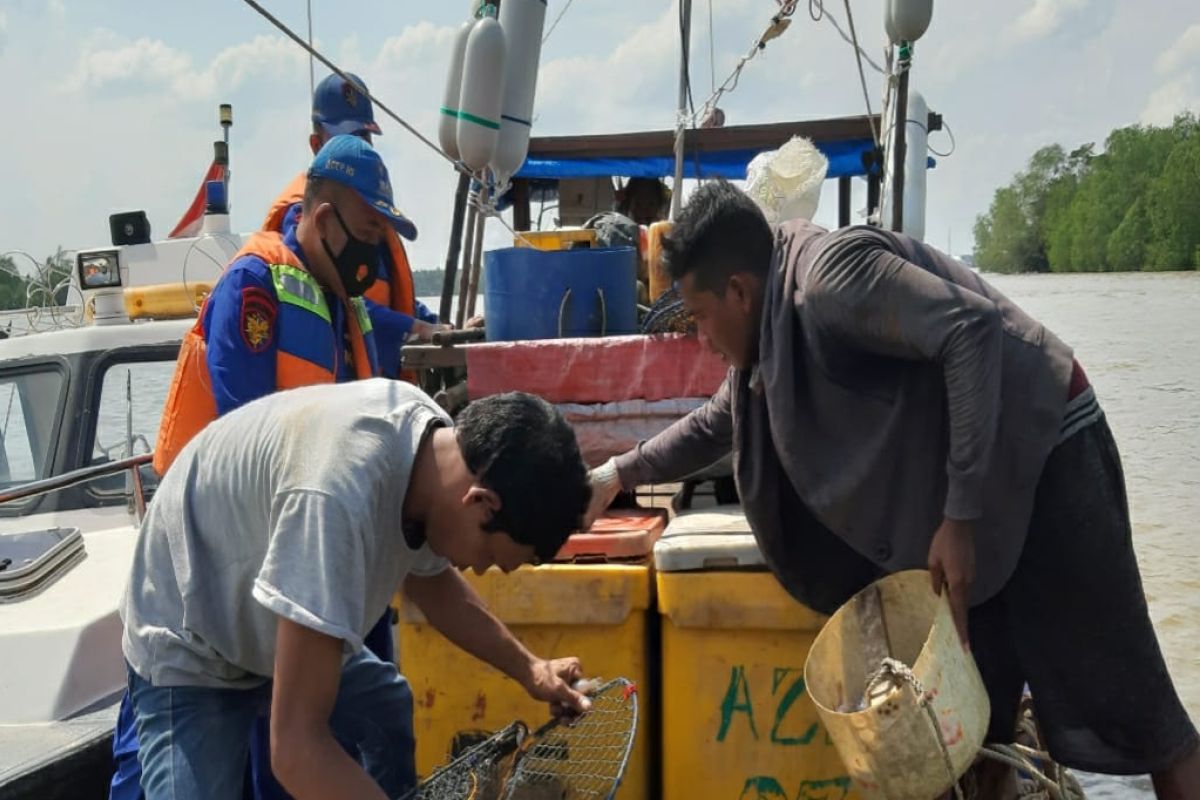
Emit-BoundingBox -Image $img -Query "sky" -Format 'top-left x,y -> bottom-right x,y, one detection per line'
0,0 -> 1197,274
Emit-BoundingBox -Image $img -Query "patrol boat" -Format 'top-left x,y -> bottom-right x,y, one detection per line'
0,180 -> 243,799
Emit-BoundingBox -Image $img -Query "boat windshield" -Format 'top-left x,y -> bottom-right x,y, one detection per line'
86,359 -> 174,498
0,367 -> 65,493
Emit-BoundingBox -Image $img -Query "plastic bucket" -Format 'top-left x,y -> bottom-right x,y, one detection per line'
804,570 -> 989,799
484,246 -> 637,341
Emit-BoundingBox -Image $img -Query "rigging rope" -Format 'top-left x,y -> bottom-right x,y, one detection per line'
542,0 -> 579,45
241,0 -> 460,170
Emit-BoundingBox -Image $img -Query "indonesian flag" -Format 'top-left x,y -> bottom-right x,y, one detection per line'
168,160 -> 228,239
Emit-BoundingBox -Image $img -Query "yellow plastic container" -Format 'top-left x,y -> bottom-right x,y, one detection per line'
805,570 -> 989,800
514,228 -> 598,251
397,510 -> 664,799
646,221 -> 673,302
654,508 -> 861,800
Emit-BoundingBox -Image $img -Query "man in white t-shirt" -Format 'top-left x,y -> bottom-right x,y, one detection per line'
120,379 -> 593,800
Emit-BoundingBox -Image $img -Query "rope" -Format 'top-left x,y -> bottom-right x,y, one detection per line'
240,0 -> 461,170
468,178 -> 534,248
692,6 -> 791,128
542,0 -> 579,45
865,659 -> 967,800
707,0 -> 716,94
841,0 -> 879,146
692,0 -> 882,130
817,3 -> 885,74
863,659 -> 1083,800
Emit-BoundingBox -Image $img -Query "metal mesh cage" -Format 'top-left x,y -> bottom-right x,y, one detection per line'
401,678 -> 638,800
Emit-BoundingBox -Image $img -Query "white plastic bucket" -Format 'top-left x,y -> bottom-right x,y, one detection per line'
804,570 -> 989,799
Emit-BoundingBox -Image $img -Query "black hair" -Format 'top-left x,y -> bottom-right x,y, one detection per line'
302,175 -> 332,212
662,178 -> 773,293
455,392 -> 590,562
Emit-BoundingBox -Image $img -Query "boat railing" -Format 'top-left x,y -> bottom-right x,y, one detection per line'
0,454 -> 153,523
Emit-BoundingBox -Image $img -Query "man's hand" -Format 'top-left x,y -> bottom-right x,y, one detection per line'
465,315 -> 486,330
405,571 -> 592,718
927,517 -> 975,650
582,458 -> 623,530
411,320 -> 453,341
522,657 -> 592,717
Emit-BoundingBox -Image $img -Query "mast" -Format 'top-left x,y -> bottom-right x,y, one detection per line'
670,0 -> 693,220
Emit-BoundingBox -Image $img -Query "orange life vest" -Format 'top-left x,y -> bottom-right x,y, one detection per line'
153,231 -> 376,476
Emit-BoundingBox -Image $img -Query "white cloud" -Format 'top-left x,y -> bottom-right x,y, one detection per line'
1006,0 -> 1090,44
63,35 -> 192,92
1140,76 -> 1200,125
1155,24 -> 1200,74
0,11 -> 7,54
1141,23 -> 1200,125
536,6 -> 682,133
49,0 -> 65,18
62,33 -> 308,99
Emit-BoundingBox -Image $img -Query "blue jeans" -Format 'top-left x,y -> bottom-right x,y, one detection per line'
111,613 -> 399,800
123,647 -> 415,800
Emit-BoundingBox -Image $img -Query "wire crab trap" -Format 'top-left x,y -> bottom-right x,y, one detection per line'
400,677 -> 638,800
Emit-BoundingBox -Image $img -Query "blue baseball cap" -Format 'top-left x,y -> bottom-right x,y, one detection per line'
312,72 -> 382,138
308,135 -> 417,240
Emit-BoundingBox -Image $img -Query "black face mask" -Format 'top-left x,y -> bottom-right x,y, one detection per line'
320,205 -> 378,297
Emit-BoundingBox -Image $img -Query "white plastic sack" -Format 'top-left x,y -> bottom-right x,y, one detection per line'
745,136 -> 828,224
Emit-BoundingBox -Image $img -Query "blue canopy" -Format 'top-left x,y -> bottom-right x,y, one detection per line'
516,138 -> 879,181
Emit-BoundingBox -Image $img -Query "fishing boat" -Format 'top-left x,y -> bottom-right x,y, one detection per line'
0,0 -> 947,797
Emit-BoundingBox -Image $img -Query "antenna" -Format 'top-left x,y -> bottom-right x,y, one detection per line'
306,0 -> 316,98
218,104 -> 233,203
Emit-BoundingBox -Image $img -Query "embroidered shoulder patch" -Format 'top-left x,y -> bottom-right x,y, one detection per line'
240,287 -> 277,353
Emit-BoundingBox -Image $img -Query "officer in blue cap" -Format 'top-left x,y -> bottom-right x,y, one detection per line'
264,72 -> 448,376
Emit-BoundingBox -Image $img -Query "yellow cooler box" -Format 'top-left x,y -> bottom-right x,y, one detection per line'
514,227 -> 598,250
654,508 -> 860,800
397,509 -> 665,799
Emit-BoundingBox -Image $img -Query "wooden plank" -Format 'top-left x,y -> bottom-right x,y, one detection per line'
401,345 -> 468,369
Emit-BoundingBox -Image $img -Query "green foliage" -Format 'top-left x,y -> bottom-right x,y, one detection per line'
974,112 -> 1200,272
0,248 -> 75,310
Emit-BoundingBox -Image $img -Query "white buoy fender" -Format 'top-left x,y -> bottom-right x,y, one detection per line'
456,15 -> 507,171
902,91 -> 929,242
438,21 -> 474,159
882,90 -> 930,241
886,0 -> 933,43
491,0 -> 547,180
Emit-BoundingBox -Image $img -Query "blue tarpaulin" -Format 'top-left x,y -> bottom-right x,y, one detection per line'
515,138 -> 880,181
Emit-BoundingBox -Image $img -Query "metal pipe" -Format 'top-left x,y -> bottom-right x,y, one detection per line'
465,203 -> 487,320
456,199 -> 479,329
891,46 -> 910,233
670,0 -> 693,221
440,171 -> 471,323
0,454 -> 152,505
431,328 -> 486,346
838,176 -> 852,228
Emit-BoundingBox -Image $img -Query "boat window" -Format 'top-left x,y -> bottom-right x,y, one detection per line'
88,360 -> 175,497
0,368 -> 65,491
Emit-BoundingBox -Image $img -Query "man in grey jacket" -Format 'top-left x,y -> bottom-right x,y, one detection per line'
588,180 -> 1198,798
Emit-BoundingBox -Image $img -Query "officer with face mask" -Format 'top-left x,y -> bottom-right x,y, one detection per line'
263,71 -> 449,381
153,135 -> 419,473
